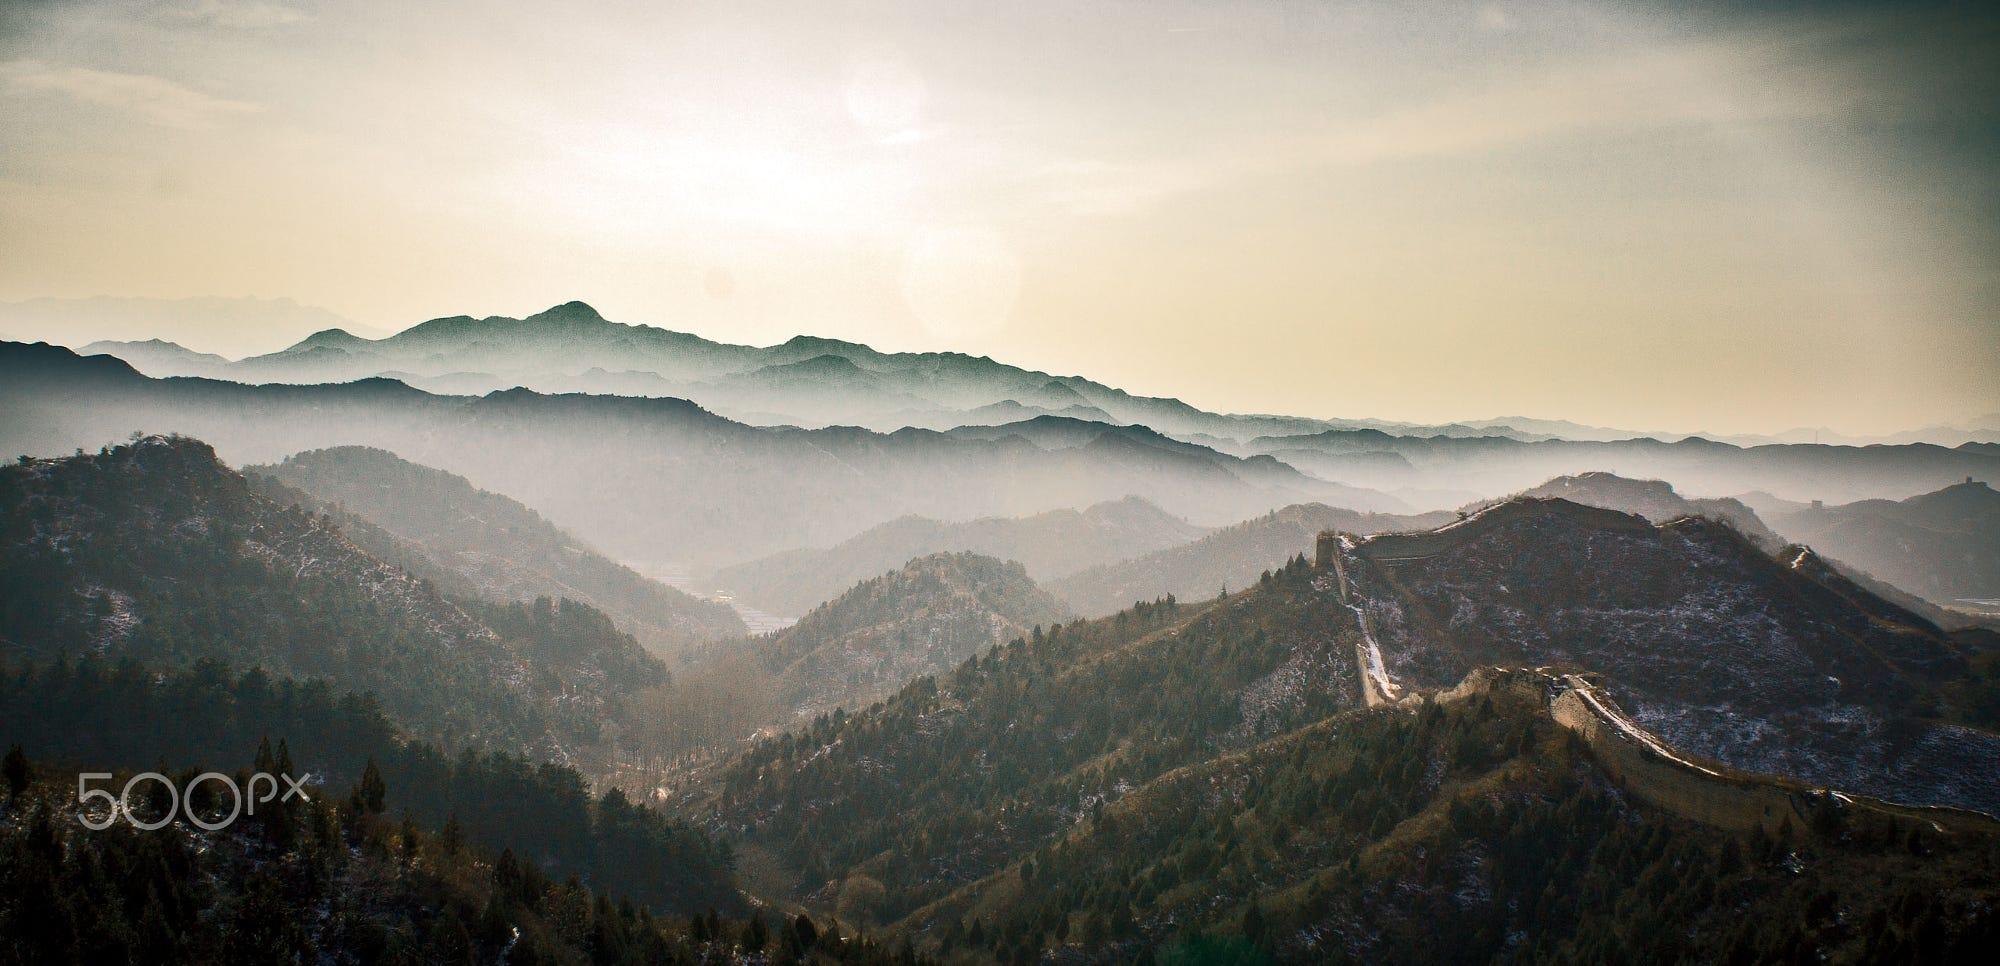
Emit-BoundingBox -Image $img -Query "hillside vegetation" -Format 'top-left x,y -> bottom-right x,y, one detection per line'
1343,497 -> 2000,814
694,558 -> 1363,927
0,436 -> 665,763
905,673 -> 2000,963
692,550 -> 2000,961
635,553 -> 1073,760
0,741 -> 880,964
249,445 -> 745,654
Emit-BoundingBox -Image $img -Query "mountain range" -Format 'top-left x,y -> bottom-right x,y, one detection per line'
4,422 -> 1997,959
1236,426 -> 1999,507
2,295 -> 360,358
80,300 -> 1345,441
0,339 -> 1389,568
1748,479 -> 2000,611
1483,471 -> 1780,545
13,335 -> 1994,620
65,300 -> 2000,453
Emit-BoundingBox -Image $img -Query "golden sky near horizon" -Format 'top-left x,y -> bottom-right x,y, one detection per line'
1,0 -> 1995,435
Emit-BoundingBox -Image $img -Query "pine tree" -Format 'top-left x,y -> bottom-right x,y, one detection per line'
3,744 -> 28,799
1242,897 -> 1267,945
359,757 -> 386,814
442,811 -> 464,856
401,813 -> 421,866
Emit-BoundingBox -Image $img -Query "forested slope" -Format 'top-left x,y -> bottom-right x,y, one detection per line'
250,445 -> 745,654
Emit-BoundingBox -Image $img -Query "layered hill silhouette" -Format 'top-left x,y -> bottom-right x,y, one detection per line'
62,300 -> 2000,454
1754,478 -> 2000,609
0,340 -> 1393,568
247,445 -> 745,653
1243,425 -> 1999,506
84,301 -> 1340,440
80,337 -> 230,376
1337,497 -> 2000,814
0,295 -> 355,357
705,497 -> 1207,618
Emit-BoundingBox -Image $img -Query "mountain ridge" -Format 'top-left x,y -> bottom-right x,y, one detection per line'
1337,495 -> 2000,814
0,435 -> 666,759
1759,479 -> 2000,610
247,445 -> 747,654
0,340 -> 1390,567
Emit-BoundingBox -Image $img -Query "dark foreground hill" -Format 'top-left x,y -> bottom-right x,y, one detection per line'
690,553 -> 2000,961
248,445 -> 745,654
1339,497 -> 2000,814
901,670 -> 2000,963
0,436 -> 664,759
0,655 -> 744,921
692,562 -> 1364,930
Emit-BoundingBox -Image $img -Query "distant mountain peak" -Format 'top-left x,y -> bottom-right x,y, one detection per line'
1906,476 -> 2000,516
746,550 -> 1072,720
77,338 -> 233,373
779,333 -> 867,353
0,338 -> 144,381
1486,471 -> 1779,546
525,301 -> 608,325
294,327 -> 369,350
776,353 -> 864,373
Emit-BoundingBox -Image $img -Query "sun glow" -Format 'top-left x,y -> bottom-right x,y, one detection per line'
0,0 -> 1992,432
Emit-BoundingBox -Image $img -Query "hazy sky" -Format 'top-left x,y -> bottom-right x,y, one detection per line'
2,0 -> 1995,435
